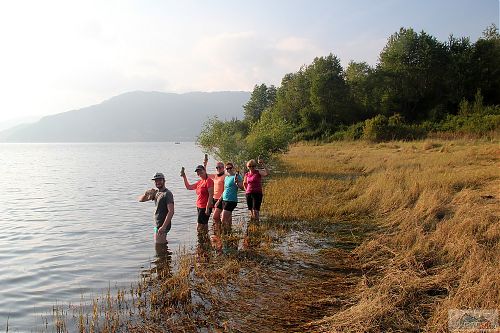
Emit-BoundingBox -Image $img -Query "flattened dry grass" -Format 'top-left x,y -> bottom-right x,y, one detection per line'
264,139 -> 499,332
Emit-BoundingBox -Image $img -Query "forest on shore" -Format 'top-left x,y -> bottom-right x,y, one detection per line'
198,25 -> 499,164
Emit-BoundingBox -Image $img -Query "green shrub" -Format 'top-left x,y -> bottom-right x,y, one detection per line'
363,115 -> 428,142
197,117 -> 250,165
438,112 -> 500,134
330,122 -> 364,141
363,115 -> 391,142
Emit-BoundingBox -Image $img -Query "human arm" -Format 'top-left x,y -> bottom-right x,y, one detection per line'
215,197 -> 222,208
257,159 -> 269,177
243,174 -> 248,191
138,188 -> 157,202
205,185 -> 214,215
235,174 -> 245,190
158,202 -> 174,234
203,154 -> 208,169
182,170 -> 197,190
204,155 -> 217,180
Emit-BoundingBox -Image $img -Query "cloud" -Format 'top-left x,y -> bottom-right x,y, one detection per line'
188,32 -> 325,90
274,36 -> 324,69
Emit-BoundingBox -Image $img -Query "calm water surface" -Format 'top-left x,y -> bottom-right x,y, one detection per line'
0,142 -> 241,331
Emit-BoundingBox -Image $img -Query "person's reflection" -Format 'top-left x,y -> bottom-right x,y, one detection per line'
242,221 -> 262,250
153,243 -> 172,279
221,229 -> 239,254
196,230 -> 212,262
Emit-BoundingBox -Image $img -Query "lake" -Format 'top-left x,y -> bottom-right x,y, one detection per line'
0,142 -> 244,331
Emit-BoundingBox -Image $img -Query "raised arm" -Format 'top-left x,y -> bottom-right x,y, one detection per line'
203,153 -> 208,169
258,160 -> 269,177
138,188 -> 156,202
182,171 -> 197,190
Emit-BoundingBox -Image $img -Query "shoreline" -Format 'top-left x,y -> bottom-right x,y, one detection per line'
262,138 -> 499,332
26,137 -> 499,332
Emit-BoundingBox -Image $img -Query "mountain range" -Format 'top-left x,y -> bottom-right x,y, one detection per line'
0,91 -> 250,142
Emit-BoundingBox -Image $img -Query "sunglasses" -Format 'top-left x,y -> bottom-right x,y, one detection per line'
225,166 -> 233,170
247,165 -> 256,168
216,166 -> 224,169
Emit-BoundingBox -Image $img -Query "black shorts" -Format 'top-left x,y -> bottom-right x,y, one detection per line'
246,193 -> 263,211
222,200 -> 237,212
197,207 -> 212,224
212,197 -> 223,210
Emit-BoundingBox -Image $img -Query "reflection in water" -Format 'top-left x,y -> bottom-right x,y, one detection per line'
151,243 -> 173,279
209,219 -> 250,255
196,230 -> 212,262
243,221 -> 263,250
0,142 -> 206,329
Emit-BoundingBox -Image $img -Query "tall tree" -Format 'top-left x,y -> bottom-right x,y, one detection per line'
306,54 -> 351,133
470,24 -> 500,106
243,84 -> 276,123
345,61 -> 377,120
444,35 -> 474,111
377,28 -> 448,121
275,69 -> 311,126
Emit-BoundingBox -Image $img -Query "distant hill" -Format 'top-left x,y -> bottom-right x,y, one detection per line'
0,91 -> 250,142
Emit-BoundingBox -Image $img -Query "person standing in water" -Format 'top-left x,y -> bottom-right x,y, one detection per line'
243,158 -> 269,222
138,172 -> 174,244
203,154 -> 226,236
181,164 -> 214,237
220,162 -> 244,234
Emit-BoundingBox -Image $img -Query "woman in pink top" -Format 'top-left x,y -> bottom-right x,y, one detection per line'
243,158 -> 269,222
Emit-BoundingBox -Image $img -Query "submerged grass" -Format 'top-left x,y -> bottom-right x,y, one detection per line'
264,138 -> 499,332
40,217 -> 361,332
37,137 -> 498,332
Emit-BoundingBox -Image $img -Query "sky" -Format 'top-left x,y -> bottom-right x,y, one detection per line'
0,0 -> 498,126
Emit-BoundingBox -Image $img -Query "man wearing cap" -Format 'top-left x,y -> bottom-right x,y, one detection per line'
138,172 -> 174,244
181,164 -> 214,236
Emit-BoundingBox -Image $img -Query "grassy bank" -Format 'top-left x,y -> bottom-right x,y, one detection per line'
264,138 -> 499,332
41,138 -> 498,332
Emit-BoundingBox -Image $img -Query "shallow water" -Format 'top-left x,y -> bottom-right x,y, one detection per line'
0,142 -> 246,331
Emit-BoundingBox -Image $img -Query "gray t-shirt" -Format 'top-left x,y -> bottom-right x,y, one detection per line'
154,188 -> 174,229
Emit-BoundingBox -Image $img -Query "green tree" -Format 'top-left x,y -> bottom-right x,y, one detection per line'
444,35 -> 474,113
245,107 -> 294,160
197,117 -> 249,165
274,69 -> 311,127
470,24 -> 500,106
345,61 -> 377,120
305,54 -> 351,135
377,28 -> 448,121
243,84 -> 277,123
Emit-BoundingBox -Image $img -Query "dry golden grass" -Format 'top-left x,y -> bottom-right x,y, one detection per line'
264,138 -> 499,332
42,220 -> 294,333
42,138 -> 498,332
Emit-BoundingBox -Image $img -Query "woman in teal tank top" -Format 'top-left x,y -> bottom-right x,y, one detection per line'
221,162 -> 244,234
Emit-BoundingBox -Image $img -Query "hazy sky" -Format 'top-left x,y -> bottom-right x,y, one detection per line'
0,0 -> 498,124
